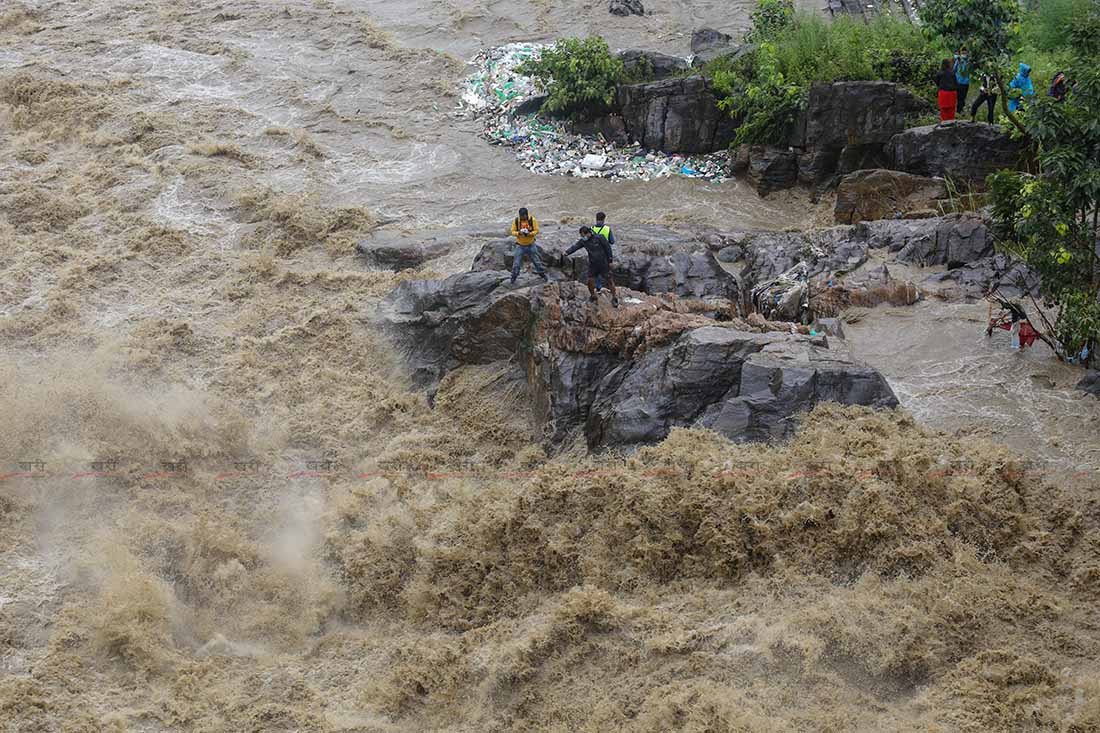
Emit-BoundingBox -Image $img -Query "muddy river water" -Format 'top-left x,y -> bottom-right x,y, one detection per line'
2,0 -> 1100,730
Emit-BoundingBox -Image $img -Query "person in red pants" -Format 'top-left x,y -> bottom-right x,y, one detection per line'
935,58 -> 958,122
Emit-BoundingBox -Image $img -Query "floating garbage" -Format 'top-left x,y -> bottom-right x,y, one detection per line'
458,43 -> 734,182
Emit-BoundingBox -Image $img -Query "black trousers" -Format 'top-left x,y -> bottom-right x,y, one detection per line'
955,83 -> 970,113
970,91 -> 997,123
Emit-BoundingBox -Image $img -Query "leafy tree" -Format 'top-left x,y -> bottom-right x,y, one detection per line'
989,8 -> 1100,364
917,0 -> 1027,134
518,37 -> 625,120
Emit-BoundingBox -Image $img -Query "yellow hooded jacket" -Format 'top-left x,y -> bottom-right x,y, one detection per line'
511,215 -> 539,246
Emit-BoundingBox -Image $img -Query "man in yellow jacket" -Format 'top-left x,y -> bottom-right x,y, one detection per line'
510,207 -> 548,284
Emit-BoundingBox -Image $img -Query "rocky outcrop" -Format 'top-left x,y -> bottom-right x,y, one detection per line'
617,76 -> 738,154
693,339 -> 898,443
887,121 -> 1027,182
852,214 -> 993,268
619,50 -> 690,81
738,81 -> 932,195
470,224 -> 741,301
1078,371 -> 1100,398
356,225 -> 503,270
609,0 -> 645,16
835,169 -> 947,224
924,254 -> 1039,298
747,146 -> 799,196
690,28 -> 741,68
374,277 -> 897,450
790,82 -> 932,186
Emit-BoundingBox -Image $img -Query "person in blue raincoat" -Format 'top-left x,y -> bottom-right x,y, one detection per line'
1007,63 -> 1034,112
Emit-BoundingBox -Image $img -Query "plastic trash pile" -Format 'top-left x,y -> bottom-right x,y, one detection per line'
458,43 -> 734,182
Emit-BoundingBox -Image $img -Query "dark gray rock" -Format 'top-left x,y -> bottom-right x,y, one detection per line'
887,121 -> 1026,182
514,95 -> 548,116
586,327 -> 779,448
717,244 -> 743,263
619,50 -> 689,80
739,227 -> 866,289
609,0 -> 645,16
783,81 -> 933,189
924,253 -> 1039,298
690,28 -> 739,67
373,270 -> 531,389
356,225 -> 504,270
1077,371 -> 1100,397
470,224 -> 740,300
853,214 -> 993,268
696,341 -> 899,443
747,146 -> 799,196
617,76 -> 738,154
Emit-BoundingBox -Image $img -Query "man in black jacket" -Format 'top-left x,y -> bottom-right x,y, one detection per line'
563,226 -> 619,307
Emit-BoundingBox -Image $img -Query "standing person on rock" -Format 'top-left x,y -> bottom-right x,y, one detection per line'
970,73 -> 998,124
935,59 -> 958,122
509,207 -> 548,285
1008,63 -> 1034,112
563,226 -> 619,307
953,48 -> 971,114
592,211 -> 615,259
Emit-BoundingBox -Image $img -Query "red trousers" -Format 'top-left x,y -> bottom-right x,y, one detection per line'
938,90 -> 958,121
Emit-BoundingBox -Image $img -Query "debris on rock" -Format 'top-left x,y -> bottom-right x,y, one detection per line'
458,43 -> 735,182
609,0 -> 645,16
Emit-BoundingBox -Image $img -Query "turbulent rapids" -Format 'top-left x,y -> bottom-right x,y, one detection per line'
2,1 -> 1100,731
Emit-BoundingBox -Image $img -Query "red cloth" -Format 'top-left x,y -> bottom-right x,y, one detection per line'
938,90 -> 957,121
1019,321 -> 1039,347
994,320 -> 1040,347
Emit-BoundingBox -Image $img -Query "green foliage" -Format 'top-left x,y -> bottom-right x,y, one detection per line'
1020,0 -> 1093,52
711,9 -> 943,145
744,0 -> 795,44
517,37 -> 625,119
918,0 -> 1021,74
989,25 -> 1100,363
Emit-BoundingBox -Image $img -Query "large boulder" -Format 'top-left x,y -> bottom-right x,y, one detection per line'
690,28 -> 745,68
887,121 -> 1026,182
619,50 -> 690,80
853,214 -> 993,268
356,225 -> 504,270
371,270 -> 532,389
1078,371 -> 1100,398
617,76 -> 738,154
747,146 -> 799,196
771,81 -> 933,190
695,340 -> 899,443
924,254 -> 1039,298
470,224 -> 741,301
834,169 -> 947,224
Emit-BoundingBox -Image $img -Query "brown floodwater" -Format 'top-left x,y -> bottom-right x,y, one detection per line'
3,0 -> 1100,731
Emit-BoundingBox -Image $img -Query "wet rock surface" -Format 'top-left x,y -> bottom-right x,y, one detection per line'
619,49 -> 690,80
376,276 -> 896,450
470,224 -> 741,300
355,225 -> 503,270
609,0 -> 645,16
835,168 -> 947,224
617,76 -> 738,154
1077,370 -> 1100,397
887,121 -> 1027,181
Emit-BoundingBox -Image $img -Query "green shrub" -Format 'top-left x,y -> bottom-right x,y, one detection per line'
1020,0 -> 1093,52
711,8 -> 944,145
518,37 -> 625,119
